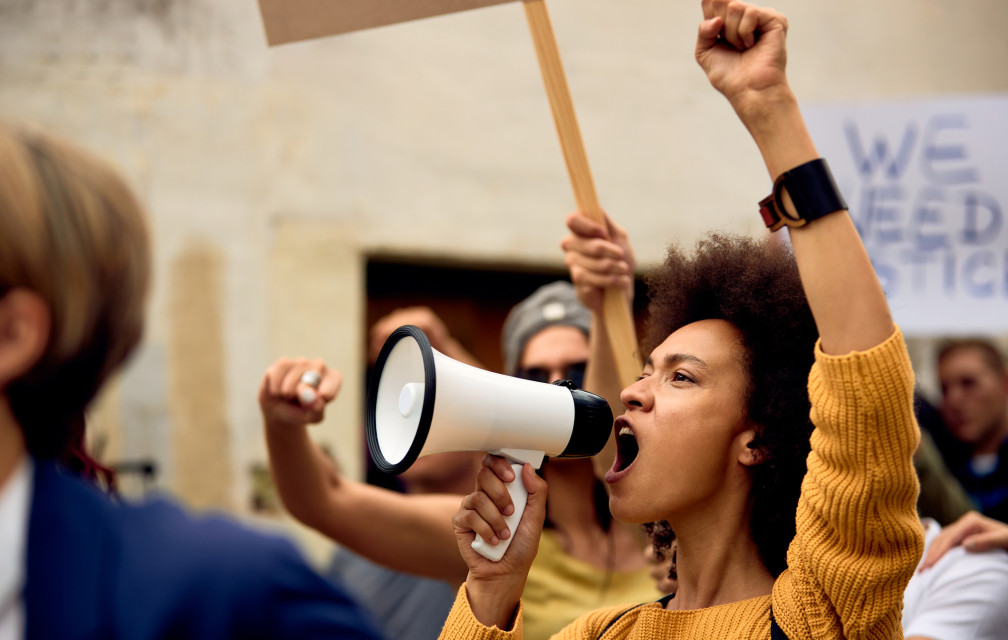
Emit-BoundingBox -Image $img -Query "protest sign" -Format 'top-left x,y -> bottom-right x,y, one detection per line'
805,96 -> 1008,335
258,0 -> 515,45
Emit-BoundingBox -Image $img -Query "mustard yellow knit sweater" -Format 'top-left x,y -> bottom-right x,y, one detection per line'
439,329 -> 924,640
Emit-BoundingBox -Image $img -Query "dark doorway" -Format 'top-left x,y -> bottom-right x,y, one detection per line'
363,255 -> 649,489
366,255 -> 650,372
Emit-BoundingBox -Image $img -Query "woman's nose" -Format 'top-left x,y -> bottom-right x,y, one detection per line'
621,378 -> 647,411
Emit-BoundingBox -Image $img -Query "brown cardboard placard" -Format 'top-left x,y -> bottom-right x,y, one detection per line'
257,0 -> 517,46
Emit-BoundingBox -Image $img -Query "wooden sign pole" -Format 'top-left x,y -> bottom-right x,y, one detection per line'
521,0 -> 641,386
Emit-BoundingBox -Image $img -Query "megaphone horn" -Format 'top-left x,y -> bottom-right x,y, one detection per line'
366,325 -> 613,561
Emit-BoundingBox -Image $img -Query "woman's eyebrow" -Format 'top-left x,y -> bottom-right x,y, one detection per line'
644,353 -> 709,371
664,353 -> 709,372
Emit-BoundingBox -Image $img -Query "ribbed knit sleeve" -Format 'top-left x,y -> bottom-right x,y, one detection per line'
437,583 -> 635,640
773,327 -> 925,640
438,585 -> 524,640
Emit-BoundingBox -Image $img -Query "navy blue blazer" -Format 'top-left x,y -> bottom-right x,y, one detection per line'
24,461 -> 385,640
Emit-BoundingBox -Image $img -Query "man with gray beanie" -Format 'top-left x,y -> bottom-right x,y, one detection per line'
502,281 -> 591,386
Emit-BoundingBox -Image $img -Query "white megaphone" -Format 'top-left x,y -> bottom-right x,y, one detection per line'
366,325 -> 613,562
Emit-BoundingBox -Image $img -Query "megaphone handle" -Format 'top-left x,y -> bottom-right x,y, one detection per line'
471,462 -> 528,562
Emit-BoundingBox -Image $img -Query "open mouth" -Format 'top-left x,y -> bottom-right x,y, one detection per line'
612,419 -> 639,473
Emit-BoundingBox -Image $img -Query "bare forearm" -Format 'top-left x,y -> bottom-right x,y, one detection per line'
740,87 -> 894,354
265,422 -> 338,528
319,487 -> 471,584
438,337 -> 485,369
266,424 -> 467,583
790,216 -> 894,355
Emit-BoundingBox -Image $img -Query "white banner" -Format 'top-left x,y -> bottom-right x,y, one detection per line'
804,95 -> 1008,335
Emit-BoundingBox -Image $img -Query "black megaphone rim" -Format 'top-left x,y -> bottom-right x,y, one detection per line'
365,325 -> 437,475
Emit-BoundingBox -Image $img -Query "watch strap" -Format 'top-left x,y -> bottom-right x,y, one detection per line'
759,158 -> 847,232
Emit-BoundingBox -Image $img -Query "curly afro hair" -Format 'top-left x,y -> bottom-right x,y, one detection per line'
642,232 -> 818,577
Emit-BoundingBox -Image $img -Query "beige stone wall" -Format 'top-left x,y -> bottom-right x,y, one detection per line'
2,0 -> 1005,559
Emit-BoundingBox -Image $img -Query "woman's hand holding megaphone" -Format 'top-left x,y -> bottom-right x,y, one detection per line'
452,454 -> 549,631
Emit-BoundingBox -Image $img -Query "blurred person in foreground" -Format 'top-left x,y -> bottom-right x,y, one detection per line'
0,121 -> 384,640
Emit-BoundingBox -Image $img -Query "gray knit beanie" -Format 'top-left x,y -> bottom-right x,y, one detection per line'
501,281 -> 591,375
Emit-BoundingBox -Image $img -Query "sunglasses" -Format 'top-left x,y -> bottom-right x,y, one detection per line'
514,361 -> 587,389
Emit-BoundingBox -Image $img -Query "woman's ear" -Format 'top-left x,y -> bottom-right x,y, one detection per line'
736,427 -> 765,467
0,289 -> 51,387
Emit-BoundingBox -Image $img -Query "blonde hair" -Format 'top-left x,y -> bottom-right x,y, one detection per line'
0,121 -> 150,459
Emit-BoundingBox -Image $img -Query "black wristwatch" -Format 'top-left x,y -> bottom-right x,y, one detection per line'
759,158 -> 848,232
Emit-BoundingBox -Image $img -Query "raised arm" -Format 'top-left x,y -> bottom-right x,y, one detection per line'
695,0 -> 893,354
260,357 -> 468,585
697,5 -> 923,638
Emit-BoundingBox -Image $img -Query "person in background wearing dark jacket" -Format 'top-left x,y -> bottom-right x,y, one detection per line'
935,339 -> 1008,522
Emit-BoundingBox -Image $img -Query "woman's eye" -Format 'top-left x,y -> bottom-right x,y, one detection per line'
672,372 -> 693,383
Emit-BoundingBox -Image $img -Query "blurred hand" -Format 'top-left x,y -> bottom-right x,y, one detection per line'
921,510 -> 1008,570
368,306 -> 484,368
561,211 -> 636,314
259,357 -> 342,431
369,306 -> 451,364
